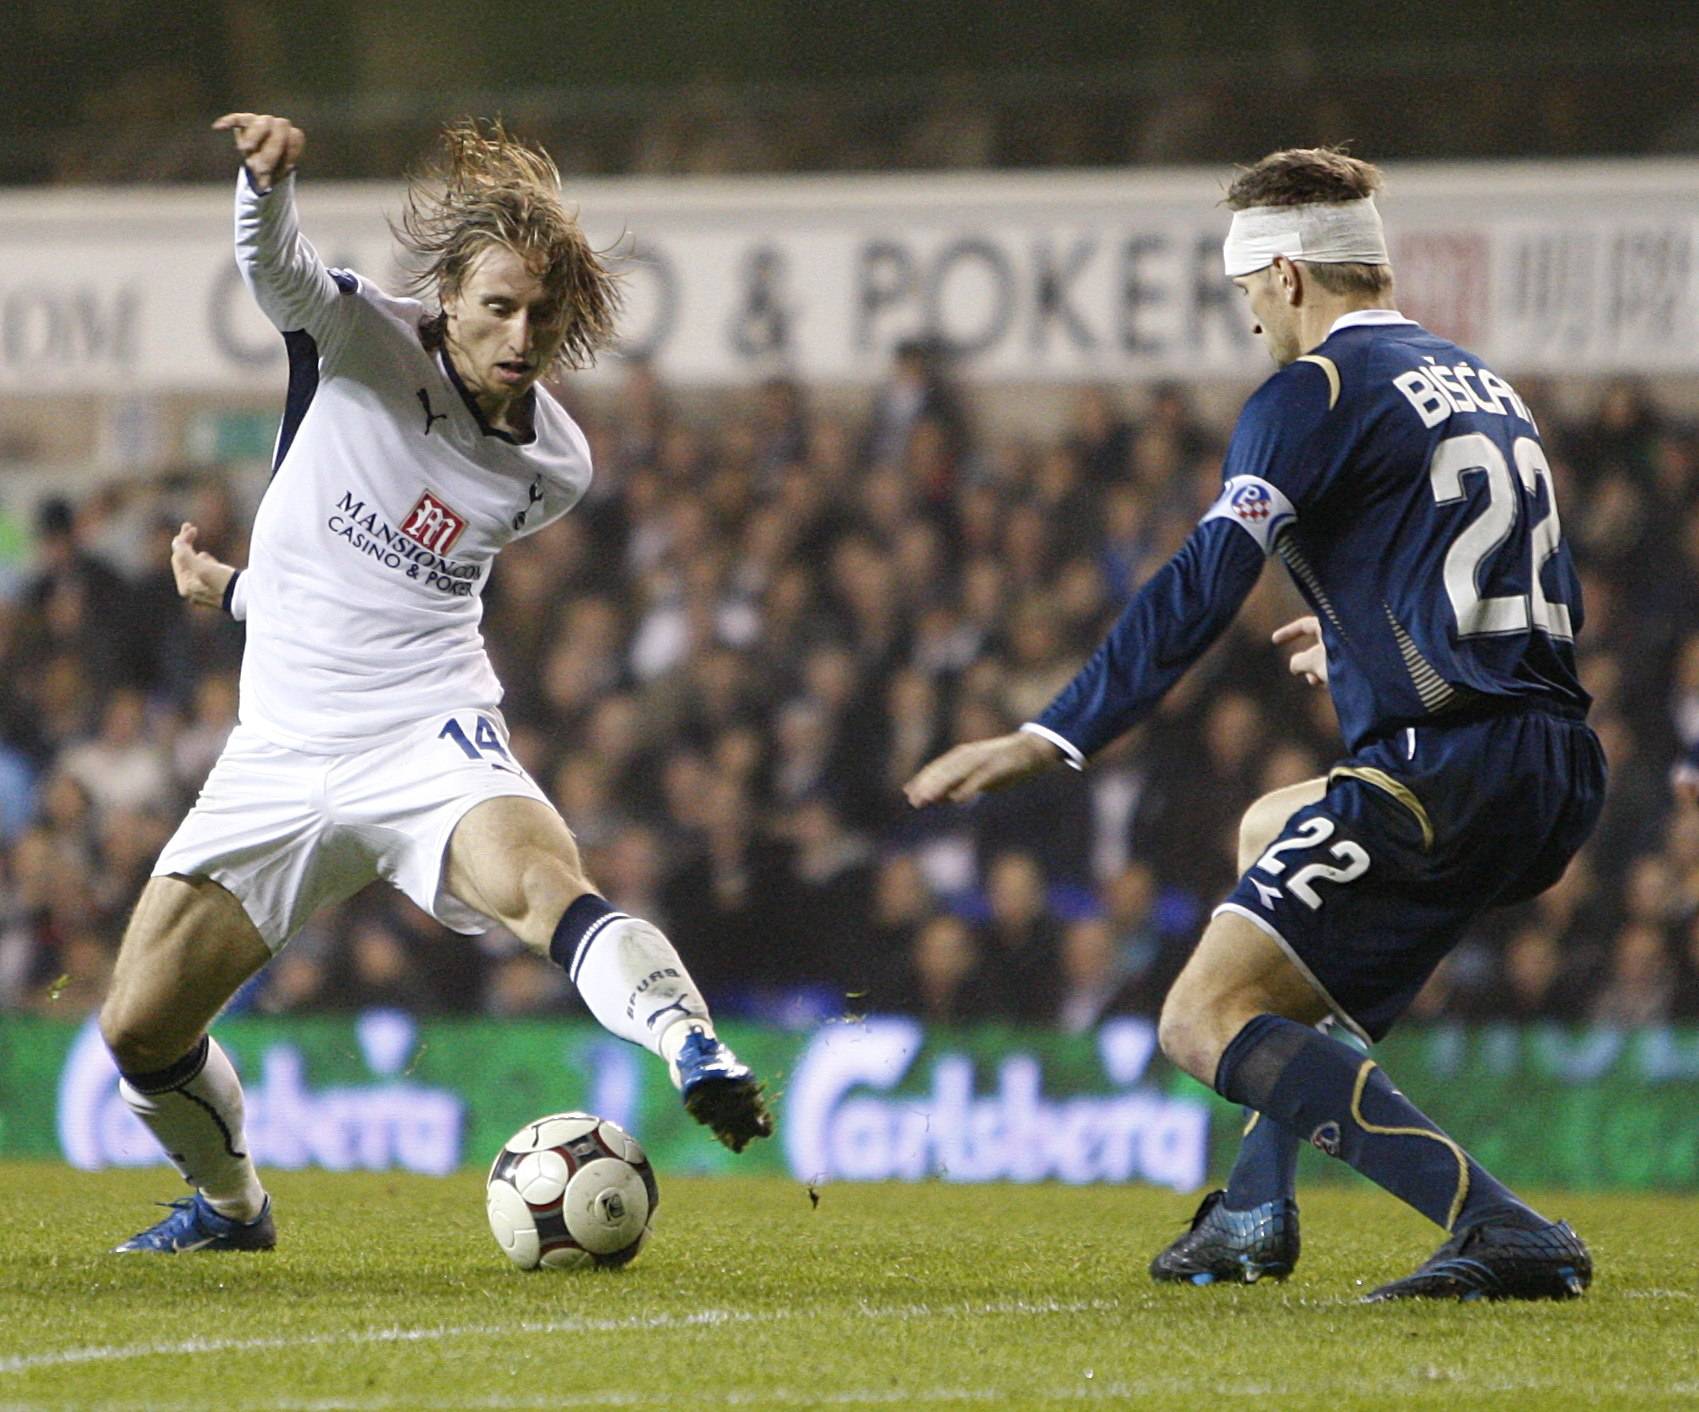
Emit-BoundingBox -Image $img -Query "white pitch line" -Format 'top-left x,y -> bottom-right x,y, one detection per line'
10,1375 -> 1699,1412
0,1387 -> 1136,1412
0,1298 -> 1115,1378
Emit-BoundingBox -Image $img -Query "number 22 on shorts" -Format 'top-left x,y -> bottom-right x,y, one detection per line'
1253,816 -> 1370,910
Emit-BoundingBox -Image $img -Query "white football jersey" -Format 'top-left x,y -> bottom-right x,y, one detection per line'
227,173 -> 592,753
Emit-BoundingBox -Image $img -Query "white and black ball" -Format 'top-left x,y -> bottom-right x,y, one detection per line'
485,1112 -> 659,1270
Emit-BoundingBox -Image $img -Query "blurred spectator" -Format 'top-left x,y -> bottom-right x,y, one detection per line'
903,914 -> 997,1025
862,339 -> 970,495
770,796 -> 876,988
1501,924 -> 1582,1022
173,672 -> 238,790
59,688 -> 174,819
22,497 -> 142,689
1057,917 -> 1140,1034
1590,923 -> 1678,1026
976,850 -> 1063,1023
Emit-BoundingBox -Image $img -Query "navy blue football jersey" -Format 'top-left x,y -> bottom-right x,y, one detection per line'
1032,311 -> 1589,760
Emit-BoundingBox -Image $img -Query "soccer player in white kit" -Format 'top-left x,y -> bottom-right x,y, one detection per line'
100,113 -> 772,1253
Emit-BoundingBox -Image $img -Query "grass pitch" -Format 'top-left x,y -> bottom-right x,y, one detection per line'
2,1164 -> 1697,1411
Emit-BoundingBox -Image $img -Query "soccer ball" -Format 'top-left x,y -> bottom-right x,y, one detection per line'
485,1112 -> 659,1270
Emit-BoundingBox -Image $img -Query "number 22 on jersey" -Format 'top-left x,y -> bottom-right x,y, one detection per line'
1429,432 -> 1573,641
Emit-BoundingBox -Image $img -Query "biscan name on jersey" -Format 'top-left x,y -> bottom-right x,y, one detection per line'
1393,357 -> 1535,429
327,491 -> 484,597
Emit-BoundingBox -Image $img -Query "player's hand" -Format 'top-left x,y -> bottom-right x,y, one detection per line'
171,522 -> 237,610
904,730 -> 1061,808
1273,614 -> 1327,687
212,113 -> 305,192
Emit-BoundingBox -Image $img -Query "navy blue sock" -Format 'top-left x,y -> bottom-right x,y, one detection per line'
547,893 -> 624,980
116,1034 -> 211,1093
1224,1109 -> 1299,1209
1215,1013 -> 1537,1231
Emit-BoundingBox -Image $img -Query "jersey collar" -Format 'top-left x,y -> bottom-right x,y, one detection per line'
438,349 -> 538,446
1327,309 -> 1417,337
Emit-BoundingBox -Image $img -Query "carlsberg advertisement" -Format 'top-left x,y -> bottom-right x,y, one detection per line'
4,1013 -> 1699,1191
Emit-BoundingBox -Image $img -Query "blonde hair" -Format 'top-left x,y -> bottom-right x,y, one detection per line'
397,119 -> 621,372
1225,146 -> 1392,298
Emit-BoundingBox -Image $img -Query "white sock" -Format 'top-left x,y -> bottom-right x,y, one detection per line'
571,916 -> 714,1061
119,1036 -> 267,1221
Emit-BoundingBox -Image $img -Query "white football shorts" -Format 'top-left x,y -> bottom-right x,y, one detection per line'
153,708 -> 552,951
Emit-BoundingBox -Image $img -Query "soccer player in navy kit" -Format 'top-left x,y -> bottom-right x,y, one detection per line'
907,148 -> 1605,1301
100,114 -> 770,1255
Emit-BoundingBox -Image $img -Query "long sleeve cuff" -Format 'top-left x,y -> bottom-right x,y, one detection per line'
224,570 -> 248,621
1019,722 -> 1085,771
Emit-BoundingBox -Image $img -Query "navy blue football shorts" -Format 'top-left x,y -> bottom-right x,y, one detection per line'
1217,705 -> 1605,1044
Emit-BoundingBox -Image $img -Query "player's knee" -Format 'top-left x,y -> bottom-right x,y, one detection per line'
507,849 -> 590,943
99,998 -> 186,1075
1157,992 -> 1218,1086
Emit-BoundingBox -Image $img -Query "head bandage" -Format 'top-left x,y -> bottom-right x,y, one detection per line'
1222,198 -> 1389,278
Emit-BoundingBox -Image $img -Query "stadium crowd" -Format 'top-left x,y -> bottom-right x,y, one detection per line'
2,359 -> 1697,1031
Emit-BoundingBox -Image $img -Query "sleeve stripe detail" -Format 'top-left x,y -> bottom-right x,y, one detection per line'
1020,722 -> 1086,770
1296,354 -> 1341,409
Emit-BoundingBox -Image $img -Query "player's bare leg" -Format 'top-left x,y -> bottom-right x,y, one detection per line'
444,797 -> 772,1151
1159,912 -> 1333,1077
1150,779 -> 1323,1285
101,875 -> 276,1251
1159,912 -> 1589,1300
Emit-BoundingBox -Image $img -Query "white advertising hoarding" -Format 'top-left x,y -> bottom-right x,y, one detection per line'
2,160 -> 1696,392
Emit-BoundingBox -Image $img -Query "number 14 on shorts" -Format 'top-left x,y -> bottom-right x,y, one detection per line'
439,715 -> 520,771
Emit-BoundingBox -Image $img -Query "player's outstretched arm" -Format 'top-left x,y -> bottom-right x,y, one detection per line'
904,731 -> 1061,808
908,509 -> 1271,810
171,522 -> 237,611
212,113 -> 305,193
1273,614 -> 1327,686
214,112 -> 353,348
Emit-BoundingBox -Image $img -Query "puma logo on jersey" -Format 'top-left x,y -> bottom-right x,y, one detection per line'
401,490 -> 467,554
416,388 -> 447,436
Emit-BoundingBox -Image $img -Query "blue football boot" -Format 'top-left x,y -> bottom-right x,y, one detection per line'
1363,1214 -> 1590,1302
1149,1189 -> 1300,1285
671,1027 -> 773,1153
113,1193 -> 276,1254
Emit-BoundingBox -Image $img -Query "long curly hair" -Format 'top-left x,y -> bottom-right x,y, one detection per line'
396,119 -> 622,373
